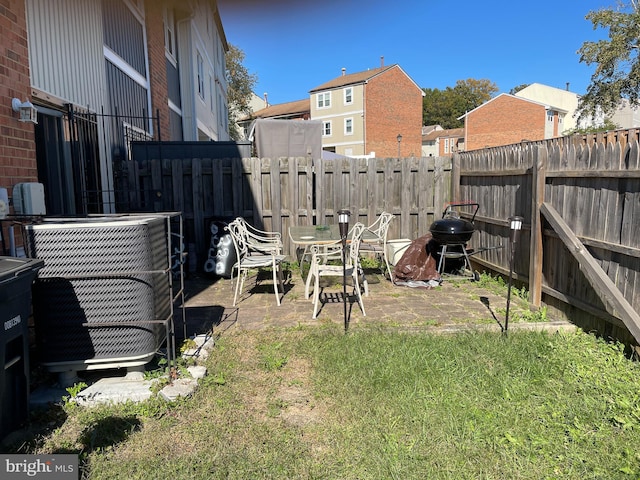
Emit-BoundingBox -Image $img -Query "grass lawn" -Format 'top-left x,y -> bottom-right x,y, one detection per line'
13,326 -> 640,479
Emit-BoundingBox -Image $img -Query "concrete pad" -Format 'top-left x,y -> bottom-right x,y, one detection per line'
75,376 -> 156,406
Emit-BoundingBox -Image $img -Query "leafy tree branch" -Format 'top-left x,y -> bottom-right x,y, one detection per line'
226,44 -> 257,141
578,1 -> 640,119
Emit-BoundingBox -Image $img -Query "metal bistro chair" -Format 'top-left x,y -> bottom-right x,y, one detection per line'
360,212 -> 395,281
234,217 -> 284,256
226,219 -> 285,306
306,222 -> 367,319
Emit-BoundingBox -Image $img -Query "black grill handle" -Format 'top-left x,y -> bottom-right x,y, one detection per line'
442,202 -> 479,222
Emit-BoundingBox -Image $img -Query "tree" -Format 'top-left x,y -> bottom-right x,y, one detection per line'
422,88 -> 453,127
226,44 -> 258,141
423,78 -> 498,129
509,84 -> 530,95
563,118 -> 619,135
577,1 -> 640,119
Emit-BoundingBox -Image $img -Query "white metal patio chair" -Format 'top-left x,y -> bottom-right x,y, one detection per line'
306,223 -> 367,319
360,212 -> 395,281
233,217 -> 284,256
226,219 -> 286,306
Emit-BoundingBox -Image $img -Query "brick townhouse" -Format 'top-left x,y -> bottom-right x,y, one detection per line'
309,64 -> 424,158
460,93 -> 563,151
1,0 -> 228,220
0,0 -> 37,190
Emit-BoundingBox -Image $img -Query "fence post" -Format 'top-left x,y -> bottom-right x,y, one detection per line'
529,145 -> 546,307
451,153 -> 461,203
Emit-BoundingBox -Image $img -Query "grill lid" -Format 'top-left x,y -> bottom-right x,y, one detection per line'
429,202 -> 479,244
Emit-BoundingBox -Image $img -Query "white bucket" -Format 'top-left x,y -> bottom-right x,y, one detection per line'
386,239 -> 412,266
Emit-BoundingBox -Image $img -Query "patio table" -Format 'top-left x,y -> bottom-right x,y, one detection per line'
288,224 -> 372,303
289,225 -> 342,275
288,224 -> 378,247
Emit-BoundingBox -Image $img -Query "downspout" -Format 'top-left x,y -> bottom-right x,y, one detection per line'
176,11 -> 197,141
363,81 -> 367,156
464,113 -> 468,151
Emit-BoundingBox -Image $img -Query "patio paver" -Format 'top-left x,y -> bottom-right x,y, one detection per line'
177,269 -> 577,338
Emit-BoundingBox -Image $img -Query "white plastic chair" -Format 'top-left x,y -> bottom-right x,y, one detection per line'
360,212 -> 395,280
306,223 -> 367,319
226,219 -> 285,306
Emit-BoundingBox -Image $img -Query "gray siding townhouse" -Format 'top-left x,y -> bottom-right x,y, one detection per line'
4,0 -> 228,217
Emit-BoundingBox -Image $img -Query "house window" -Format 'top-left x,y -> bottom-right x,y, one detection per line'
344,87 -> 353,105
344,118 -> 353,135
163,8 -> 176,62
317,92 -> 331,109
547,110 -> 554,122
444,138 -> 450,154
322,121 -> 332,136
197,52 -> 204,99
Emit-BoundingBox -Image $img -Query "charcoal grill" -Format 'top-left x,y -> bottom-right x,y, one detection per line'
429,202 -> 480,280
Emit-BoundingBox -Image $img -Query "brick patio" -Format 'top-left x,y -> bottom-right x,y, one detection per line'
177,268 -> 576,339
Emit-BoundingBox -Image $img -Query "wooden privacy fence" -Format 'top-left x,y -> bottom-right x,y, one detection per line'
124,155 -> 452,264
454,128 -> 640,345
124,129 -> 640,345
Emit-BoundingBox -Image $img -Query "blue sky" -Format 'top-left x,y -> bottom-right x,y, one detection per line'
218,0 -> 612,105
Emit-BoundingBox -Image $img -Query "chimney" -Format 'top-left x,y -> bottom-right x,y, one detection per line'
341,67 -> 346,76
380,56 -> 384,67
566,82 -> 570,91
264,92 -> 269,107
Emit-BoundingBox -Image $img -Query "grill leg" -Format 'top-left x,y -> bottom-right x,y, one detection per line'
437,244 -> 447,274
437,243 -> 473,278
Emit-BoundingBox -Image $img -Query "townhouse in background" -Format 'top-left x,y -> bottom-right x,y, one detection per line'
309,64 -> 424,158
238,98 -> 311,141
460,93 -> 568,151
514,83 -> 580,133
238,63 -> 424,159
462,82 -> 640,151
1,0 -> 228,217
516,83 -> 640,132
422,126 -> 464,157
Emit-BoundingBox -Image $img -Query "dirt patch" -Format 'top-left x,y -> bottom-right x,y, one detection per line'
275,357 -> 325,428
230,333 -> 328,428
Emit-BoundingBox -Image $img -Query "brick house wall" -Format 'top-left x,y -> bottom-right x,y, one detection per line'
438,137 -> 455,156
0,0 -> 37,191
464,95 -> 546,151
144,0 -> 171,141
365,67 -> 423,158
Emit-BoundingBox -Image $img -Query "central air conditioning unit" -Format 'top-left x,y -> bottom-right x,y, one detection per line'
25,215 -> 172,375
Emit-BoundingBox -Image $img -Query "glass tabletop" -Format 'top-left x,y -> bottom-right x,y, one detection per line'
289,225 -> 342,245
289,224 -> 380,245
